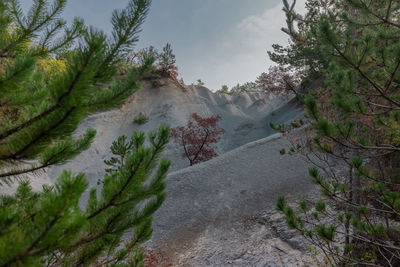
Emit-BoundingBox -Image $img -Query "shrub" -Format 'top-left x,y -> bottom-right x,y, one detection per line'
171,113 -> 225,166
133,112 -> 149,124
126,45 -> 159,70
197,79 -> 205,86
256,66 -> 300,96
217,85 -> 229,94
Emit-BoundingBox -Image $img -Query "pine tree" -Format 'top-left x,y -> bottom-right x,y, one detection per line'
158,43 -> 178,78
274,0 -> 400,265
217,85 -> 229,94
268,0 -> 341,80
0,0 -> 155,181
0,0 -> 171,265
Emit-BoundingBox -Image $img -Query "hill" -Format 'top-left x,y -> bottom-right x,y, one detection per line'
40,77 -> 313,266
47,77 -> 303,186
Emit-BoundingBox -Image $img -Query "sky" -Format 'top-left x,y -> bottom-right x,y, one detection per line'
20,0 -> 306,91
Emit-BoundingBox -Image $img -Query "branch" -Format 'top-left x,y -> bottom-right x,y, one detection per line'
4,106 -> 76,160
327,37 -> 400,108
0,45 -> 95,142
87,158 -> 144,219
190,127 -> 209,164
358,0 -> 400,29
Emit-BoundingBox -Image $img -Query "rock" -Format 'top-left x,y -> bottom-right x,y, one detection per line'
155,207 -> 314,266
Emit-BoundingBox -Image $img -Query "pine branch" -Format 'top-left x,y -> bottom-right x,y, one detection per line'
356,0 -> 400,29
6,106 -> 76,160
0,34 -> 98,143
95,0 -> 151,80
87,158 -> 144,220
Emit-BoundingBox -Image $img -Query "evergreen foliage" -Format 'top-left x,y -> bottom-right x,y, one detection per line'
216,85 -> 229,94
133,112 -> 149,125
268,0 -> 341,80
127,45 -> 159,70
158,43 -> 177,77
127,43 -> 178,79
274,0 -> 400,265
0,0 -> 154,183
0,125 -> 170,266
0,0 -> 171,265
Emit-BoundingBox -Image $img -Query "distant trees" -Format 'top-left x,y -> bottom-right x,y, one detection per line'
217,82 -> 261,95
171,113 -> 225,166
217,68 -> 299,96
217,85 -> 229,94
229,82 -> 259,95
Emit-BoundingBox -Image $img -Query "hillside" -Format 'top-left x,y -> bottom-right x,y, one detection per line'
39,77 -> 314,266
47,77 -> 303,186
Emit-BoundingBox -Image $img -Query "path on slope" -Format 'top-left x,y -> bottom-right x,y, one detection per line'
149,134 -> 316,266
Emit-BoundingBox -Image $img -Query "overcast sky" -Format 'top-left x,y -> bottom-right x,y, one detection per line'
21,0 -> 306,90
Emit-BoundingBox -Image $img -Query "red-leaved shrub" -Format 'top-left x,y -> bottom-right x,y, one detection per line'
171,113 -> 225,166
256,66 -> 299,96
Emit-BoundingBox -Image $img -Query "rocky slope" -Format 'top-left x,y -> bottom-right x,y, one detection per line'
48,78 -> 302,186
42,77 -> 314,266
148,134 -> 316,266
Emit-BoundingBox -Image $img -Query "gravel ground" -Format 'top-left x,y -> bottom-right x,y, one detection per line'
148,134 -> 317,266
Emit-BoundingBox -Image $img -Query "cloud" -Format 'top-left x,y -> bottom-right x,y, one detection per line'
236,0 -> 307,45
191,0 -> 307,90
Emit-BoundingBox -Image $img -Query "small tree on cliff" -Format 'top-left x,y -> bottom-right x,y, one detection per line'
158,42 -> 178,78
217,85 -> 229,94
171,113 -> 225,166
128,45 -> 159,69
